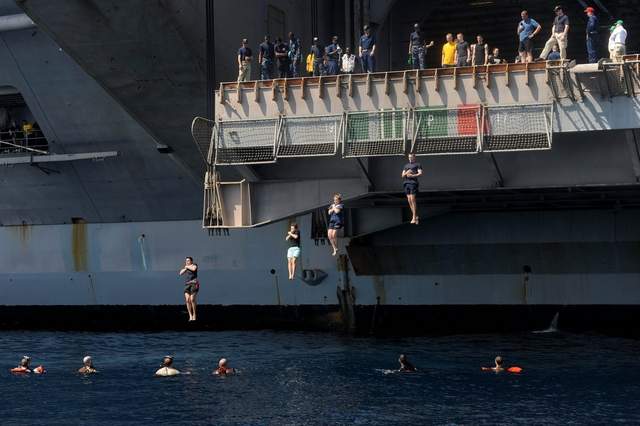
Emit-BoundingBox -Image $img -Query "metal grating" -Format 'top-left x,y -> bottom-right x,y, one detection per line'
483,103 -> 553,152
343,110 -> 408,158
411,106 -> 481,155
215,118 -> 279,165
278,114 -> 342,157
190,116 -> 215,165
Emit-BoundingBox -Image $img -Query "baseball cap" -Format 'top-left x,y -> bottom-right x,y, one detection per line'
616,19 -> 624,25
554,5 -> 563,11
363,24 -> 370,30
584,6 -> 594,13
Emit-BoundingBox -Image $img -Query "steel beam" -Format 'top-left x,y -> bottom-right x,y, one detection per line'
0,151 -> 118,165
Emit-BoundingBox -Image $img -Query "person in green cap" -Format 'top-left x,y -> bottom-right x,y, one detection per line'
608,20 -> 627,62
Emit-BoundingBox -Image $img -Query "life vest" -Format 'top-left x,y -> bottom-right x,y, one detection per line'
306,53 -> 314,73
33,366 -> 45,374
11,366 -> 30,374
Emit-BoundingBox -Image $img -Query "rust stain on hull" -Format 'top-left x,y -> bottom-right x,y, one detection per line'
71,219 -> 88,271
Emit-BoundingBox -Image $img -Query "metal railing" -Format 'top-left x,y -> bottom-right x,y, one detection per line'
0,129 -> 48,156
202,103 -> 553,166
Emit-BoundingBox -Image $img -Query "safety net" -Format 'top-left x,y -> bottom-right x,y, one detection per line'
278,115 -> 342,157
482,103 -> 553,151
343,110 -> 408,157
214,118 -> 279,165
411,106 -> 481,155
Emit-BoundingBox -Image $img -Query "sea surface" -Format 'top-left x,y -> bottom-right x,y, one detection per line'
1,330 -> 639,425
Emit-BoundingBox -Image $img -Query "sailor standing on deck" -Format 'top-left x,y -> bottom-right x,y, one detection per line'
608,20 -> 626,63
179,257 -> 199,322
584,7 -> 599,63
402,154 -> 423,225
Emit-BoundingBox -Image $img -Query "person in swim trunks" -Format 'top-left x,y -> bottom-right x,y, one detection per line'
327,193 -> 344,256
401,154 -> 423,224
78,355 -> 97,374
285,223 -> 300,280
179,256 -> 199,322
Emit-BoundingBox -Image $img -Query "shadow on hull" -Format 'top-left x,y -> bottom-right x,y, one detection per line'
0,305 -> 639,337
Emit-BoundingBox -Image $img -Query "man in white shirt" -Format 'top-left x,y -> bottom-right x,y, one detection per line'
608,20 -> 627,63
341,47 -> 356,73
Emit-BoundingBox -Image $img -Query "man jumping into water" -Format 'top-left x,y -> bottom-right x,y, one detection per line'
179,256 -> 199,321
401,154 -> 423,224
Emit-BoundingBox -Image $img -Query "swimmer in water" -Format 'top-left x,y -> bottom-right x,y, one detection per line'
11,356 -> 32,373
78,356 -> 97,374
481,356 -> 523,373
398,354 -> 417,372
492,356 -> 505,372
179,256 -> 199,321
155,356 -> 180,376
213,358 -> 236,375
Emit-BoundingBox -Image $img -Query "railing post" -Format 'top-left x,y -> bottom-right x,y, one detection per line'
336,75 -> 341,98
253,80 -> 259,102
283,79 -> 289,101
366,73 -> 371,96
453,67 -> 458,91
319,76 -> 324,99
384,72 -> 390,95
236,82 -> 242,103
505,63 -> 510,87
485,65 -> 490,88
348,74 -> 353,97
415,69 -> 420,93
402,71 -> 408,94
300,77 -> 306,100
218,82 -> 225,104
434,68 -> 439,92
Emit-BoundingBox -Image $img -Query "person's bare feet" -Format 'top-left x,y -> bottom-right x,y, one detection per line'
332,248 -> 338,256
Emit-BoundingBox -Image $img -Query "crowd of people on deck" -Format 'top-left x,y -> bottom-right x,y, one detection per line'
236,4 -> 631,82
9,353 -> 521,376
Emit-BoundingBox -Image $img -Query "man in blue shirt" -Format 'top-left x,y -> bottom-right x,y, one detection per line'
310,37 -> 324,77
288,32 -> 302,77
274,37 -> 289,79
584,7 -> 599,63
359,25 -> 376,73
237,38 -> 252,82
258,35 -> 274,80
325,36 -> 341,76
517,10 -> 541,63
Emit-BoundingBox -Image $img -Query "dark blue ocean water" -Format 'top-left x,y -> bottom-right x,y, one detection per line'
1,330 -> 639,425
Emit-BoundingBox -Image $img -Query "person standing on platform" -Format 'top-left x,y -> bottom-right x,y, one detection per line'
325,36 -> 341,76
341,47 -> 356,73
401,154 -> 423,225
285,223 -> 300,280
274,37 -> 290,79
441,33 -> 457,67
488,47 -> 505,64
454,33 -> 470,67
237,38 -> 252,82
471,34 -> 489,66
359,25 -> 376,73
179,256 -> 199,322
408,23 -> 434,70
310,37 -> 325,76
327,194 -> 344,256
608,20 -> 627,62
548,44 -> 561,60
258,35 -> 274,80
584,7 -> 599,63
539,5 -> 569,61
517,10 -> 541,63
288,32 -> 301,77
